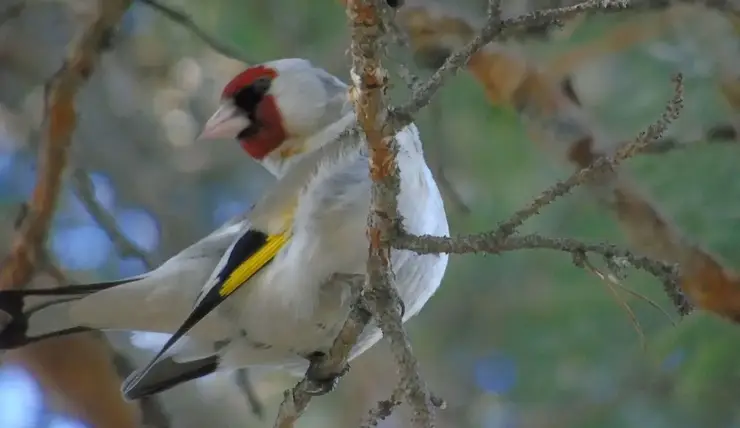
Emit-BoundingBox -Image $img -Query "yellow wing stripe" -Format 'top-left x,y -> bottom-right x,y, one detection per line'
218,231 -> 290,297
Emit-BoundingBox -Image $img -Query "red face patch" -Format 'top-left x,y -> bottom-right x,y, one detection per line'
222,66 -> 278,99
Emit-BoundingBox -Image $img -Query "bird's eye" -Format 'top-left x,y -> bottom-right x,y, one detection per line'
232,77 -> 272,114
251,76 -> 272,95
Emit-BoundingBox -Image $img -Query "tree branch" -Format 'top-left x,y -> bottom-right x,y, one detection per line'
0,2 -> 151,427
640,123 -> 738,154
494,74 -> 683,240
136,0 -> 254,64
71,166 -> 264,420
390,0 -> 629,131
0,0 -> 133,290
395,74 -> 690,315
273,274 -> 371,428
397,232 -> 688,313
70,167 -> 157,269
349,1 -> 437,427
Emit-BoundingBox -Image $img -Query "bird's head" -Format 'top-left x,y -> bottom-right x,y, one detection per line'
198,58 -> 351,173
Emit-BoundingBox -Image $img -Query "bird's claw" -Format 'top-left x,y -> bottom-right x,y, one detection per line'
305,375 -> 341,396
304,351 -> 349,396
396,297 -> 405,319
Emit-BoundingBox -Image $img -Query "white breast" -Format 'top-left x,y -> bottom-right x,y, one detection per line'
216,125 -> 450,370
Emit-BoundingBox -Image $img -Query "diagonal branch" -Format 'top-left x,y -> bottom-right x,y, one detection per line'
136,0 -> 253,64
273,274 -> 371,428
0,2 -> 151,428
390,0 -> 629,131
492,74 -> 683,241
395,74 -> 690,314
0,0 -> 133,290
71,165 -> 265,419
70,167 -> 157,269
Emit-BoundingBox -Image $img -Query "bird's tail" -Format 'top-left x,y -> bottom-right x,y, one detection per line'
0,277 -> 142,350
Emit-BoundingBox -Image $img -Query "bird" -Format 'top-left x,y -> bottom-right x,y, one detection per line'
0,58 -> 450,400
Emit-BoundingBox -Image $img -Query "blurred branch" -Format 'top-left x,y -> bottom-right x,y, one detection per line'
362,384 -> 404,427
71,165 -> 265,419
70,167 -> 157,269
0,0 -> 131,297
427,101 -> 471,214
641,124 -> 739,154
389,0 -> 629,131
497,75 -> 683,241
395,0 -> 740,323
235,367 -> 266,420
274,275 -> 371,428
545,11 -> 672,78
137,0 -> 254,64
0,2 -> 155,427
0,1 -> 24,26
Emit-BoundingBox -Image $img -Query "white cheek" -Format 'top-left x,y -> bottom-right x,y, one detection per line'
271,74 -> 329,137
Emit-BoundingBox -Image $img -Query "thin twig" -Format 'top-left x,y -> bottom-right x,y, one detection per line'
136,0 -> 253,64
427,102 -> 471,214
234,367 -> 266,419
390,0 -> 630,130
0,3 -> 159,428
395,232 -> 690,315
471,74 -> 682,243
70,167 -> 157,269
0,0 -> 132,288
272,274 -> 370,428
640,124 -> 738,154
362,384 -> 405,428
573,252 -> 647,350
350,1 -> 436,427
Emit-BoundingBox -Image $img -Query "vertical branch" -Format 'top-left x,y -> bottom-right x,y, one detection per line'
0,2 -> 144,427
347,0 -> 436,427
0,0 -> 131,288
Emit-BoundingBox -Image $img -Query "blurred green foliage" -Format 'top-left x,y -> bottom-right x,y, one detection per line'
3,1 -> 740,427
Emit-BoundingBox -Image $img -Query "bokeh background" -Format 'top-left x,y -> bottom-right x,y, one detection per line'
1,0 -> 740,427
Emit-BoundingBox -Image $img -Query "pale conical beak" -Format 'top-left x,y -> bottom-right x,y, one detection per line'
197,103 -> 251,141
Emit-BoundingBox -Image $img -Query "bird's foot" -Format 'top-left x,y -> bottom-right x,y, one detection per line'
304,351 -> 349,396
396,297 -> 406,319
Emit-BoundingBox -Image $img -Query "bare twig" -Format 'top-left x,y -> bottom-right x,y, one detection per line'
273,275 -> 372,428
72,163 -> 266,419
70,167 -> 157,269
0,0 -> 131,294
427,102 -> 471,214
234,367 -> 266,419
362,384 -> 405,428
349,1 -> 436,427
390,0 -> 629,130
573,252 -> 647,350
390,74 -> 688,314
0,2 -> 154,427
136,0 -> 253,64
495,74 -> 683,241
396,74 -> 685,258
640,124 -> 738,154
396,231 -> 689,315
